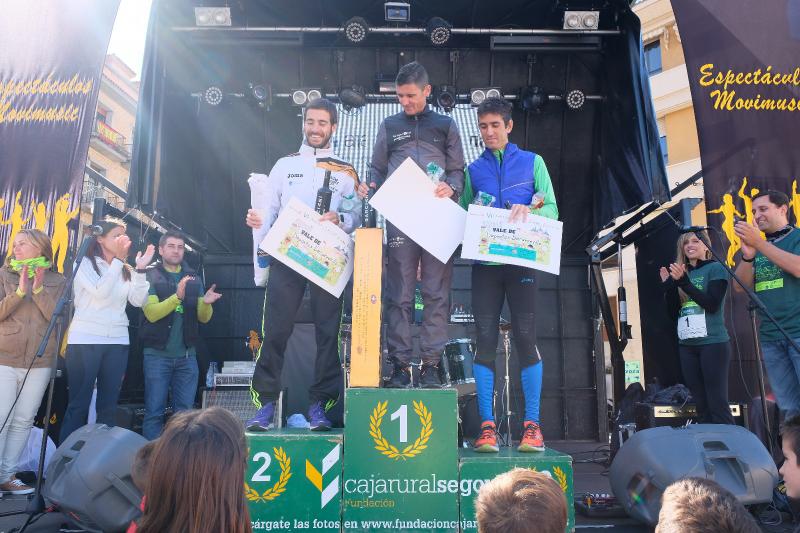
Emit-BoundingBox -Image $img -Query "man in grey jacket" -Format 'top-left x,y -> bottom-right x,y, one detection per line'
362,61 -> 465,387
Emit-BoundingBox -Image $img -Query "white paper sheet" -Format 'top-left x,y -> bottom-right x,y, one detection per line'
368,157 -> 466,263
260,197 -> 354,297
461,204 -> 563,275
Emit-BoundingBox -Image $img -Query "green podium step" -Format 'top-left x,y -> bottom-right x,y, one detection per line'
246,429 -> 343,531
342,388 -> 460,532
459,447 -> 575,533
243,392 -> 574,532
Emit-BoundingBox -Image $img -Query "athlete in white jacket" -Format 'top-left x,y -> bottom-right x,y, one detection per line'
245,98 -> 359,431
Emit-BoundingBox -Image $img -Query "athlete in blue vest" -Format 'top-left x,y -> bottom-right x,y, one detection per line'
460,97 -> 558,452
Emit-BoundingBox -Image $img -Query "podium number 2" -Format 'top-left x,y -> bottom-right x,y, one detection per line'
391,404 -> 408,443
252,451 -> 272,482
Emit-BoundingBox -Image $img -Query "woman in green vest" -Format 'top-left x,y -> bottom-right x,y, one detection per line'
661,231 -> 734,424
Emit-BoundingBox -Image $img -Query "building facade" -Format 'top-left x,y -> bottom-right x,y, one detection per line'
82,54 -> 138,224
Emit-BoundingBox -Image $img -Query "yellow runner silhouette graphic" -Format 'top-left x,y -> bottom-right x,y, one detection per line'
51,193 -> 79,272
707,193 -> 743,266
5,191 -> 30,257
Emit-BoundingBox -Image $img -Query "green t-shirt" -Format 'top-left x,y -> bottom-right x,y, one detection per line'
143,269 -> 196,358
678,261 -> 729,346
754,228 -> 800,341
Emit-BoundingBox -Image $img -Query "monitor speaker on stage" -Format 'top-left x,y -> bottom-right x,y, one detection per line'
43,424 -> 146,533
609,424 -> 778,526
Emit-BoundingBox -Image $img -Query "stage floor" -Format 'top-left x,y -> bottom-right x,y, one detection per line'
0,440 -> 789,532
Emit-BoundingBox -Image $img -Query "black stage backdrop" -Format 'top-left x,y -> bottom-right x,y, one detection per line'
672,1 -> 800,398
0,0 -> 120,271
126,0 -> 669,440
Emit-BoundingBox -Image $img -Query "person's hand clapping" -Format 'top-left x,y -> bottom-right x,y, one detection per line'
135,244 -> 156,270
668,263 -> 687,281
32,266 -> 45,292
659,266 -> 670,283
734,220 -> 761,259
114,234 -> 132,261
18,265 -> 29,295
176,275 -> 193,300
203,284 -> 222,304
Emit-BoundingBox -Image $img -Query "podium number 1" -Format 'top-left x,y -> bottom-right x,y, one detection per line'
391,404 -> 408,443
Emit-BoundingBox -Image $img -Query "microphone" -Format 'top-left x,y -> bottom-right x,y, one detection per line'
88,225 -> 104,236
679,225 -> 711,233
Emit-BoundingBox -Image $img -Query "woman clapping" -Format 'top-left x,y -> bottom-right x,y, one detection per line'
60,219 -> 154,442
0,229 -> 65,495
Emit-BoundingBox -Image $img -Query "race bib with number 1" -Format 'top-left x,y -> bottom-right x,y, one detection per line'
677,301 -> 707,340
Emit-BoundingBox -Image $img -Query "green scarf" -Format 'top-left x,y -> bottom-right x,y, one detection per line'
9,256 -> 51,278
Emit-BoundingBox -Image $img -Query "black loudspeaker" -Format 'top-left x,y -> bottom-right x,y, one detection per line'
609,424 -> 778,526
43,424 -> 146,533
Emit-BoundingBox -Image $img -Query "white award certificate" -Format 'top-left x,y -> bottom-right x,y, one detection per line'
260,197 -> 354,297
369,157 -> 467,264
461,204 -> 563,275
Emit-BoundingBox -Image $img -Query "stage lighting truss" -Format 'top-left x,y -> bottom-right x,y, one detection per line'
338,85 -> 367,111
469,87 -> 502,106
344,16 -> 369,43
566,89 -> 586,110
435,85 -> 457,113
563,10 -> 600,31
291,88 -> 323,106
204,86 -> 224,106
426,17 -> 452,46
194,7 -> 231,27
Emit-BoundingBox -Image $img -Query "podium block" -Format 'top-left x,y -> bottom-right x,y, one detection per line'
246,429 -> 343,531
349,228 -> 383,387
458,447 -> 575,532
342,388 -> 460,532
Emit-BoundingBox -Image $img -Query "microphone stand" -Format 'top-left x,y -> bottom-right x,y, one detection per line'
687,228 -> 800,456
0,233 -> 96,531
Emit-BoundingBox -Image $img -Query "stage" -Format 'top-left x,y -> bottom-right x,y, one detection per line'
0,440 -> 646,533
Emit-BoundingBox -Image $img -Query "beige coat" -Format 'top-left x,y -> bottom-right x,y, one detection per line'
0,266 -> 66,369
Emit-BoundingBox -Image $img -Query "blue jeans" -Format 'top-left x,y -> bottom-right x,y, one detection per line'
761,337 -> 800,420
142,354 -> 199,440
61,344 -> 129,444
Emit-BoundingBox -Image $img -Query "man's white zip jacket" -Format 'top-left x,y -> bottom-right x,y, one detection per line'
251,143 -> 361,285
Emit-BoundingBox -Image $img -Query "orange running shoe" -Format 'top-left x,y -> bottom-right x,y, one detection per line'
473,421 -> 499,453
518,421 -> 545,452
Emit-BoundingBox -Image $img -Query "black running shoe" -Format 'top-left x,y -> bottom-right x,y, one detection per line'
419,363 -> 442,388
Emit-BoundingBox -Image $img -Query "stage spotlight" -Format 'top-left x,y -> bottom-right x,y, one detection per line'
248,83 -> 271,108
435,85 -> 457,113
339,86 -> 367,111
563,10 -> 600,31
204,86 -> 223,106
566,89 -> 586,110
426,17 -> 452,46
520,86 -> 548,112
469,87 -> 502,106
291,88 -> 323,106
344,16 -> 369,43
194,7 -> 231,27
384,2 -> 411,22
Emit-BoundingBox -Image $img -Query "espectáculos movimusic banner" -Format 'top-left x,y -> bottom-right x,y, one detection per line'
672,1 -> 800,395
0,0 -> 120,271
672,1 -> 800,263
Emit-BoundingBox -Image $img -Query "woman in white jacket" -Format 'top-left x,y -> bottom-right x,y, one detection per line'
60,218 -> 154,442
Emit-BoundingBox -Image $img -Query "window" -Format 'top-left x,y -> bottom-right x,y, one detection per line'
644,40 -> 662,75
659,135 -> 669,166
95,107 -> 112,126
